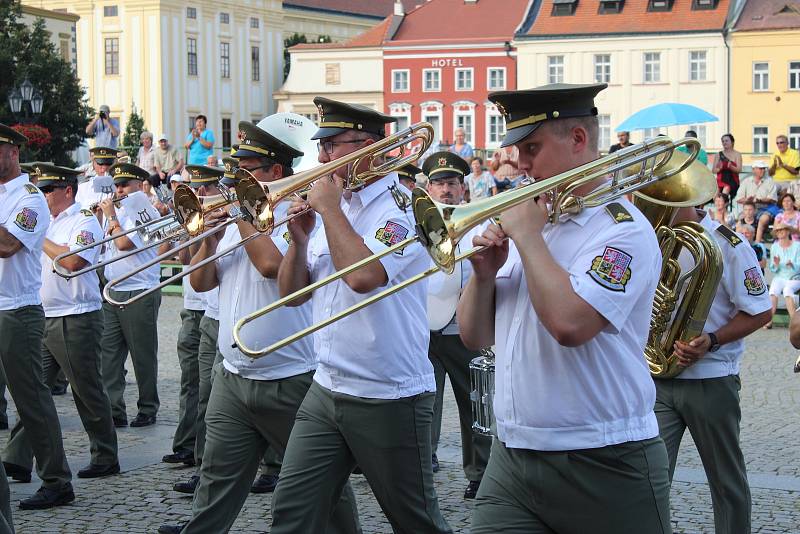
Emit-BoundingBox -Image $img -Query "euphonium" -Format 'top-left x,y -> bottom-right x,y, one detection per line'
632,152 -> 723,378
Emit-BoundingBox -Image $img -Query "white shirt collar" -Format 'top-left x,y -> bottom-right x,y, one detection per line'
0,173 -> 30,194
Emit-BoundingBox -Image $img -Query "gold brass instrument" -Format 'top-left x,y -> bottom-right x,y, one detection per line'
172,183 -> 238,237
88,194 -> 127,211
232,136 -> 702,357
633,156 -> 723,378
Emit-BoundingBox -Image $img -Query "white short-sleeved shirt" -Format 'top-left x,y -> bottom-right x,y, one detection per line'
308,173 -> 434,399
182,275 -> 205,311
677,215 -> 771,380
201,286 -> 220,321
0,175 -> 49,310
493,198 -> 662,451
217,204 -> 316,380
75,175 -> 113,210
103,191 -> 161,291
40,203 -> 103,317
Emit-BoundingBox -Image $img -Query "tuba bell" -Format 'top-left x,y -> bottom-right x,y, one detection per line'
632,151 -> 723,378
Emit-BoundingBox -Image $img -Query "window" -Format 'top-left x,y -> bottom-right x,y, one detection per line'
753,126 -> 769,154
395,115 -> 410,135
392,70 -> 409,92
456,68 -> 473,91
220,42 -> 230,78
644,52 -> 661,83
186,6 -> 196,19
59,38 -> 71,63
689,51 -> 707,81
487,114 -> 505,146
219,12 -> 229,24
686,124 -> 707,148
453,104 -> 475,144
251,46 -> 260,82
488,68 -> 506,90
598,114 -> 611,151
188,116 -> 197,132
104,38 -> 119,75
325,63 -> 340,85
103,5 -> 118,17
187,38 -> 198,76
594,54 -> 611,83
648,0 -> 673,11
789,126 -> 800,151
599,0 -> 624,14
692,0 -> 718,9
302,113 -> 319,125
548,56 -> 564,84
643,127 -> 663,139
221,118 -> 231,149
552,0 -> 578,16
250,17 -> 259,29
456,114 -> 473,143
753,62 -> 769,91
789,61 -> 800,90
423,69 -> 441,92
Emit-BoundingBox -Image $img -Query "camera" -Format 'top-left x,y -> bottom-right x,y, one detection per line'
99,111 -> 107,119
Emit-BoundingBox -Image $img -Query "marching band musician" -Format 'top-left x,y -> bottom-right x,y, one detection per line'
9,163 -> 120,480
99,163 -> 163,429
655,207 -> 771,534
0,124 -> 74,512
158,120 -> 359,534
421,151 -> 491,499
76,146 -> 116,212
270,98 -> 451,533
457,84 -> 672,533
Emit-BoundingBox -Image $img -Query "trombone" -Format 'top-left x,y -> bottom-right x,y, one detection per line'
102,122 -> 436,308
232,136 -> 701,358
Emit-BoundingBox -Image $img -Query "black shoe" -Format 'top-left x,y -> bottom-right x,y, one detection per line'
250,473 -> 278,494
162,450 -> 195,466
0,421 -> 7,430
50,384 -> 68,396
3,462 -> 31,483
173,475 -> 199,494
158,522 -> 187,534
464,480 -> 480,499
794,354 -> 800,373
431,453 -> 440,473
352,466 -> 363,475
77,462 -> 120,479
19,483 -> 75,510
129,413 -> 156,428
113,416 -> 128,428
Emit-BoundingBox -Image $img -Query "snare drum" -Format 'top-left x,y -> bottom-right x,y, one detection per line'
469,348 -> 495,436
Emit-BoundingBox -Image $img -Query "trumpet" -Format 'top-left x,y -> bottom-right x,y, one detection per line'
89,194 -> 127,211
232,136 -> 701,358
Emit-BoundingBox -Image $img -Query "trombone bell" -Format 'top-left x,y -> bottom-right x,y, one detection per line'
173,184 -> 235,237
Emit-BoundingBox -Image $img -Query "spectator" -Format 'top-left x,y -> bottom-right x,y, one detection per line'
206,155 -> 217,167
766,222 -> 800,328
677,129 -> 708,165
736,223 -> 767,272
609,130 -> 632,153
712,133 -> 742,198
85,104 -> 120,148
735,160 -> 778,243
774,192 -> 800,241
449,128 -> 473,159
491,146 -> 519,193
768,134 -> 800,190
736,200 -> 759,230
154,133 -> 184,183
184,115 -> 215,165
707,192 -> 735,228
141,176 -> 168,215
465,157 -> 496,202
136,131 -> 157,176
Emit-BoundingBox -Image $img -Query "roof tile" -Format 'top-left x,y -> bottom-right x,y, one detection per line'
734,0 -> 800,31
284,0 -> 418,19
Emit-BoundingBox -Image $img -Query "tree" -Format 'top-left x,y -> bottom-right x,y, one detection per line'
283,33 -> 332,81
0,1 -> 92,166
121,104 -> 146,161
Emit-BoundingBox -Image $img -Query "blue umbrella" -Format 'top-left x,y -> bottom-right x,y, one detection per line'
615,103 -> 718,132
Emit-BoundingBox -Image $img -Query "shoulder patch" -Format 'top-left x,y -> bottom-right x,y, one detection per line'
24,184 -> 39,194
375,221 -> 409,255
80,209 -> 94,217
716,225 -> 742,247
743,266 -> 766,296
604,202 -> 633,224
587,246 -> 632,292
14,207 -> 38,232
282,230 -> 292,245
76,230 -> 95,246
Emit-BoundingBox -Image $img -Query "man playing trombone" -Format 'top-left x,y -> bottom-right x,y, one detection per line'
269,98 -> 451,533
76,146 -> 116,214
458,84 -> 672,533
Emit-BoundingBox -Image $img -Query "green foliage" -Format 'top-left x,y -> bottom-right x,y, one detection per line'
0,1 -> 92,166
283,33 -> 332,80
121,104 -> 147,161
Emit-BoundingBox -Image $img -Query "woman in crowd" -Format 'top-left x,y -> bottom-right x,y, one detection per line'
490,145 -> 519,193
766,222 -> 800,328
707,192 -> 735,228
712,133 -> 742,198
465,157 -> 496,202
774,192 -> 800,241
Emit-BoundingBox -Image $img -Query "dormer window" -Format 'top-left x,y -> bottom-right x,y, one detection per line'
648,0 -> 673,12
692,0 -> 718,9
599,0 -> 624,14
552,0 -> 578,16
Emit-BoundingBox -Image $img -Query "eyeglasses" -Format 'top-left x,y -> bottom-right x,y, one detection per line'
40,185 -> 67,194
777,141 -> 788,145
317,139 -> 369,154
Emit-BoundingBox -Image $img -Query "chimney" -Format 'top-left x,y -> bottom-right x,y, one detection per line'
465,0 -> 478,3
394,0 -> 404,15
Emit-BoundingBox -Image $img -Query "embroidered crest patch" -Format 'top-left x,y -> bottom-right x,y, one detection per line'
743,267 -> 766,296
587,246 -> 632,292
76,230 -> 95,246
24,184 -> 39,194
14,207 -> 38,232
375,221 -> 409,254
282,231 -> 292,245
81,209 -> 94,217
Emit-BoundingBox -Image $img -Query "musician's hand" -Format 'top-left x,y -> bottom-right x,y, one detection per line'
498,193 -> 548,240
774,255 -> 781,266
674,334 -> 711,367
286,198 -> 315,246
307,174 -> 344,217
469,223 -> 509,281
787,260 -> 794,269
99,198 -> 116,218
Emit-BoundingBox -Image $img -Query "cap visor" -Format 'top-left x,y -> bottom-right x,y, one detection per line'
35,179 -> 64,188
94,158 -> 115,166
428,171 -> 463,181
311,127 -> 349,140
220,177 -> 237,187
231,147 -> 267,159
499,123 -> 540,148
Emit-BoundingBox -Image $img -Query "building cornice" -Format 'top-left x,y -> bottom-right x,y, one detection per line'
283,4 -> 383,22
516,30 -> 725,41
21,4 -> 80,23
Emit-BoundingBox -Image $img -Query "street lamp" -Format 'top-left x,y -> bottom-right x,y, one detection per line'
7,79 -> 44,124
7,89 -> 22,114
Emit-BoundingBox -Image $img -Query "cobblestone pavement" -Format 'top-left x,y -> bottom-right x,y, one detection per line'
5,295 -> 800,533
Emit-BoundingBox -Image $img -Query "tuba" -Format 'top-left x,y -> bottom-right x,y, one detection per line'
632,151 -> 723,378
